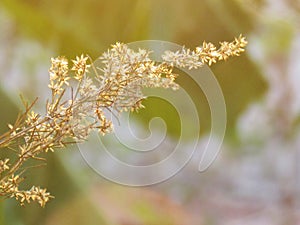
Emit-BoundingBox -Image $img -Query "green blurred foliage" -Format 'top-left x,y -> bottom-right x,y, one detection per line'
0,0 -> 268,224
261,19 -> 295,56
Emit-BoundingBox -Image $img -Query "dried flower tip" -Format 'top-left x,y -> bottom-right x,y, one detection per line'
0,159 -> 10,173
163,34 -> 247,67
49,56 -> 69,81
25,110 -> 40,125
29,186 -> 53,207
71,54 -> 90,80
48,56 -> 70,94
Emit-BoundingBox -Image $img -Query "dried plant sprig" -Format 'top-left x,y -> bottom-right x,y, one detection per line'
0,35 -> 247,207
162,34 -> 248,67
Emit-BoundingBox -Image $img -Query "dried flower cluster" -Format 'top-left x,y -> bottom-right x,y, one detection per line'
162,34 -> 248,67
0,35 -> 247,207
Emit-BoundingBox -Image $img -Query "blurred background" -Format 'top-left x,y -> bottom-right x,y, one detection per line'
0,0 -> 300,224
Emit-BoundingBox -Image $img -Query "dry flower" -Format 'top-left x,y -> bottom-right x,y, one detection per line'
0,35 -> 247,206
